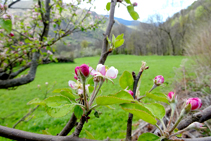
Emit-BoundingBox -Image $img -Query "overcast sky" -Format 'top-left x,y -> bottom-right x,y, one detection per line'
70,0 -> 196,22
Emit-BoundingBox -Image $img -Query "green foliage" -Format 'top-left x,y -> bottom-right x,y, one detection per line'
127,5 -> 139,20
106,2 -> 111,11
146,92 -> 169,104
44,95 -> 73,118
53,88 -> 76,102
74,105 -> 83,119
0,55 -> 185,140
0,19 -> 12,33
124,0 -> 132,4
27,98 -> 45,106
138,133 -> 160,141
119,71 -> 133,90
195,5 -> 206,19
145,103 -> 165,120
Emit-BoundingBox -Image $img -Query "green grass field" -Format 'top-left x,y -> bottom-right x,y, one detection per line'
0,55 -> 185,140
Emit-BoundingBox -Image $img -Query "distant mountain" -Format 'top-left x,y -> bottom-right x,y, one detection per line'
104,15 -> 141,26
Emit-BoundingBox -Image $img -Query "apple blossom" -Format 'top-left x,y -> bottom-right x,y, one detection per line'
80,64 -> 90,77
127,90 -> 134,96
47,50 -> 53,55
167,91 -> 177,102
153,75 -> 164,86
186,97 -> 202,111
68,80 -> 89,95
93,64 -> 118,80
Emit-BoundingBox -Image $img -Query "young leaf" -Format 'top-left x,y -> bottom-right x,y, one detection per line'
27,98 -> 45,106
119,71 -> 133,90
45,104 -> 73,118
85,130 -> 95,139
145,103 -> 166,120
112,90 -> 134,100
138,133 -> 160,141
121,108 -> 157,125
74,105 -> 83,119
146,92 -> 169,104
0,19 -> 12,33
112,34 -> 116,45
53,88 -> 76,102
120,103 -> 153,116
114,39 -> 124,48
125,0 -> 132,4
116,34 -> 124,40
44,95 -> 71,108
127,5 -> 139,20
87,77 -> 94,86
96,96 -> 134,105
106,2 -> 111,11
107,36 -> 111,44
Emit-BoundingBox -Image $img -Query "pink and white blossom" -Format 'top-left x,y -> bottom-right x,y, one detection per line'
167,91 -> 176,101
153,75 -> 164,86
93,64 -> 118,80
186,97 -> 202,111
68,80 -> 89,95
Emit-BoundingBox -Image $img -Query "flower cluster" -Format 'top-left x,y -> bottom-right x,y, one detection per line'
153,75 -> 164,86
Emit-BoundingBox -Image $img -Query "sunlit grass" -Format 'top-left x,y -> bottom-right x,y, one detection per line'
0,55 -> 185,140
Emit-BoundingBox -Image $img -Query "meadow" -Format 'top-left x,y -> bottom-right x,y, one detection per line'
0,55 -> 185,140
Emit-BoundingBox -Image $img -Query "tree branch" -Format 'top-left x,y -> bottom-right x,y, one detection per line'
177,105 -> 211,130
58,113 -> 77,136
0,52 -> 39,89
98,0 -> 116,65
0,125 -> 98,141
126,71 -> 143,141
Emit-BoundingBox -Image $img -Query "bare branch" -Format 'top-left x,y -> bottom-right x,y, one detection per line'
98,0 -> 117,65
0,125 -> 98,141
177,105 -> 211,130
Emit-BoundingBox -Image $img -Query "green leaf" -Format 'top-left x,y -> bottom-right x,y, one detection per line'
127,5 -> 139,20
121,108 -> 157,125
96,96 -> 134,105
120,103 -> 153,116
74,105 -> 83,119
112,90 -> 134,100
27,98 -> 45,106
119,71 -> 133,90
125,0 -> 131,4
106,2 -> 111,11
107,36 -> 111,44
53,88 -> 76,102
0,19 -> 12,32
45,104 -> 73,118
114,39 -> 124,48
146,92 -> 169,104
88,86 -> 94,94
85,130 -> 95,139
112,34 -> 116,45
116,34 -> 124,40
44,95 -> 71,108
138,133 -> 160,141
145,103 -> 165,120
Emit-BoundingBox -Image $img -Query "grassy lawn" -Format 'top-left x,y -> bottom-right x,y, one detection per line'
0,55 -> 185,140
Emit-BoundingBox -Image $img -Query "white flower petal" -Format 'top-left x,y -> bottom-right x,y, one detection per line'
106,66 -> 118,79
96,64 -> 106,75
68,80 -> 76,89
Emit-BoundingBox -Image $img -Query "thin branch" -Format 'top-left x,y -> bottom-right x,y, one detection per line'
98,0 -> 117,65
13,105 -> 39,129
126,70 -> 143,141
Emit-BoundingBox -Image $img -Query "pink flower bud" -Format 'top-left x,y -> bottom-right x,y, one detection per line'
186,97 -> 202,110
133,2 -> 138,7
75,66 -> 80,76
80,64 -> 89,77
9,32 -> 14,37
153,75 -> 164,86
128,90 -> 134,96
167,91 -> 175,100
74,74 -> 78,80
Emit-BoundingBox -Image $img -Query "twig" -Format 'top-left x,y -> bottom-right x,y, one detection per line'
13,105 -> 39,128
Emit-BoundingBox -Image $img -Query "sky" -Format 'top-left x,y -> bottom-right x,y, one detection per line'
69,0 -> 197,22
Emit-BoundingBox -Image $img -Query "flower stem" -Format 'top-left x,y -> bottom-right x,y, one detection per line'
169,109 -> 186,134
89,80 -> 104,106
161,119 -> 167,131
89,82 -> 98,106
82,81 -> 88,111
167,103 -> 176,130
155,124 -> 164,136
149,84 -> 157,93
